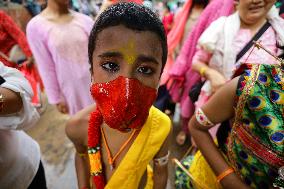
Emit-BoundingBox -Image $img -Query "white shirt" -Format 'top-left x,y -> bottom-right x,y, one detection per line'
0,62 -> 40,189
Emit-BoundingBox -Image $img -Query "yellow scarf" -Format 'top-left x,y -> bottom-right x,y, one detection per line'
105,106 -> 171,189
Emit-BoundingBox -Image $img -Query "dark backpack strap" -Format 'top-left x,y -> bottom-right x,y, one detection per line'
0,76 -> 5,85
236,21 -> 271,62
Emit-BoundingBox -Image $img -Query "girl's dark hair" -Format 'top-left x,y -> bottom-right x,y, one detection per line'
88,2 -> 167,71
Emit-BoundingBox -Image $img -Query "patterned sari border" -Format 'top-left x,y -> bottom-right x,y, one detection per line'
236,125 -> 284,168
228,64 -> 261,175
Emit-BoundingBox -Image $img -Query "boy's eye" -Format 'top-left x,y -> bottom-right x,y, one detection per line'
137,66 -> 154,75
101,62 -> 119,72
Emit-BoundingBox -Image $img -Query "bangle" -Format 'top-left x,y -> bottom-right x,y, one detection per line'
195,108 -> 214,127
0,93 -> 4,112
216,167 -> 235,183
81,187 -> 89,189
199,67 -> 207,77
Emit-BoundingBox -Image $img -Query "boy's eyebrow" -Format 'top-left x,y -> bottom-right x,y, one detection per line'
98,51 -> 123,58
137,55 -> 160,65
98,52 -> 160,65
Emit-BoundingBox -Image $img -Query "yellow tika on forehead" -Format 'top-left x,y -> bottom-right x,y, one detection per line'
118,39 -> 137,65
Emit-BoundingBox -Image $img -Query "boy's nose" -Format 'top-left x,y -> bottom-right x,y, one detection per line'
120,65 -> 136,79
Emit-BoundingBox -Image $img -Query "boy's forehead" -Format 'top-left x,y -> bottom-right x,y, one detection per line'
95,25 -> 162,56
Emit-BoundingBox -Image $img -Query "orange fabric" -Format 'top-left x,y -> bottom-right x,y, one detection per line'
161,0 -> 193,84
167,0 -> 193,54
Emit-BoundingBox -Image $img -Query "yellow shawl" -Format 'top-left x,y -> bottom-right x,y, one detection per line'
105,106 -> 171,189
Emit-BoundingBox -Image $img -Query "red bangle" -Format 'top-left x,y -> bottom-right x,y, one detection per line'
81,187 -> 89,189
216,167 -> 235,183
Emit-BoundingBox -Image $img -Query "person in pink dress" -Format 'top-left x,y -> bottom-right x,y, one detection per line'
169,0 -> 235,145
27,0 -> 94,115
190,0 -> 284,144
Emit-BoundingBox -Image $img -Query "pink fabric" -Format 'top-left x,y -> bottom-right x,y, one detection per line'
162,13 -> 174,35
160,0 -> 193,84
27,12 -> 94,115
168,0 -> 234,118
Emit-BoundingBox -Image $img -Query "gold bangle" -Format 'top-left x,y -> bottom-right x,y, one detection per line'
0,93 -> 4,112
216,167 -> 235,183
199,67 -> 207,77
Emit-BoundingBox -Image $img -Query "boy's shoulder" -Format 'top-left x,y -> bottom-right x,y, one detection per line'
65,104 -> 96,144
150,106 -> 171,130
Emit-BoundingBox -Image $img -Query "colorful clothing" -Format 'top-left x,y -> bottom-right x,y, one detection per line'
27,12 -> 94,114
0,10 -> 43,106
176,64 -> 284,189
93,106 -> 171,189
160,0 -> 193,85
0,10 -> 32,68
228,64 -> 284,188
194,26 -> 280,110
162,13 -> 174,35
168,0 -> 234,121
175,151 -> 221,189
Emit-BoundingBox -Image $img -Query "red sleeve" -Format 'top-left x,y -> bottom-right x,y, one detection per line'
0,11 -> 32,58
169,13 -> 174,24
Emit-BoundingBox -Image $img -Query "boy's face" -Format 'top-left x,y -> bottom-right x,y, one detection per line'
91,25 -> 163,89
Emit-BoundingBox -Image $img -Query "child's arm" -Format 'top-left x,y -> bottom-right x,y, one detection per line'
66,104 -> 96,189
189,77 -> 250,189
153,127 -> 172,189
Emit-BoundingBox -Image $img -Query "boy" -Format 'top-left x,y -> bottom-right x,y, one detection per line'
66,3 -> 171,189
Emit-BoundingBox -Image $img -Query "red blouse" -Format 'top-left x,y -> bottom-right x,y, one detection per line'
0,10 -> 32,67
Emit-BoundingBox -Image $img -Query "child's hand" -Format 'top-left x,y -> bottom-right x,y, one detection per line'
205,68 -> 226,93
56,101 -> 69,114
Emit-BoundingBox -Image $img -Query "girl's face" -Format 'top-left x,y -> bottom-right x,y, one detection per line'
91,25 -> 163,89
238,0 -> 275,24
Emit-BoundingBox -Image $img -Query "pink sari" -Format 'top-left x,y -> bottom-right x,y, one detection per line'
160,0 -> 193,85
168,0 -> 234,119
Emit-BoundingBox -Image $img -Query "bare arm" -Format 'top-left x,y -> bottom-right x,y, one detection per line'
153,125 -> 172,189
66,104 -> 96,189
0,87 -> 22,115
189,77 -> 250,189
192,60 -> 226,93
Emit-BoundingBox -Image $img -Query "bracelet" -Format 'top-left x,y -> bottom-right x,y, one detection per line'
195,108 -> 214,127
81,187 -> 89,189
0,93 -> 4,113
199,67 -> 207,77
154,151 -> 170,166
216,167 -> 235,183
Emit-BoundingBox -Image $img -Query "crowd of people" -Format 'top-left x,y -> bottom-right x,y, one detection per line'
0,0 -> 283,189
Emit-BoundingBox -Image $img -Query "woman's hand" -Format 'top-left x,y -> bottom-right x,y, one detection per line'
56,101 -> 69,114
26,56 -> 34,69
205,68 -> 226,93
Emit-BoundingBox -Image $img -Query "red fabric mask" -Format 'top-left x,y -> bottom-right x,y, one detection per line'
90,76 -> 157,132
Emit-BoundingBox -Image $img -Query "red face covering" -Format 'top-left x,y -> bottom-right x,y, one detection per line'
90,76 -> 157,132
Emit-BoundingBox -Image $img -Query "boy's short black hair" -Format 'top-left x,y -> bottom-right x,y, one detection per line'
88,2 -> 167,71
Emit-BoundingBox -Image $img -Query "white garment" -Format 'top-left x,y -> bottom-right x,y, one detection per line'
198,5 -> 284,79
197,5 -> 284,96
0,62 -> 40,189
